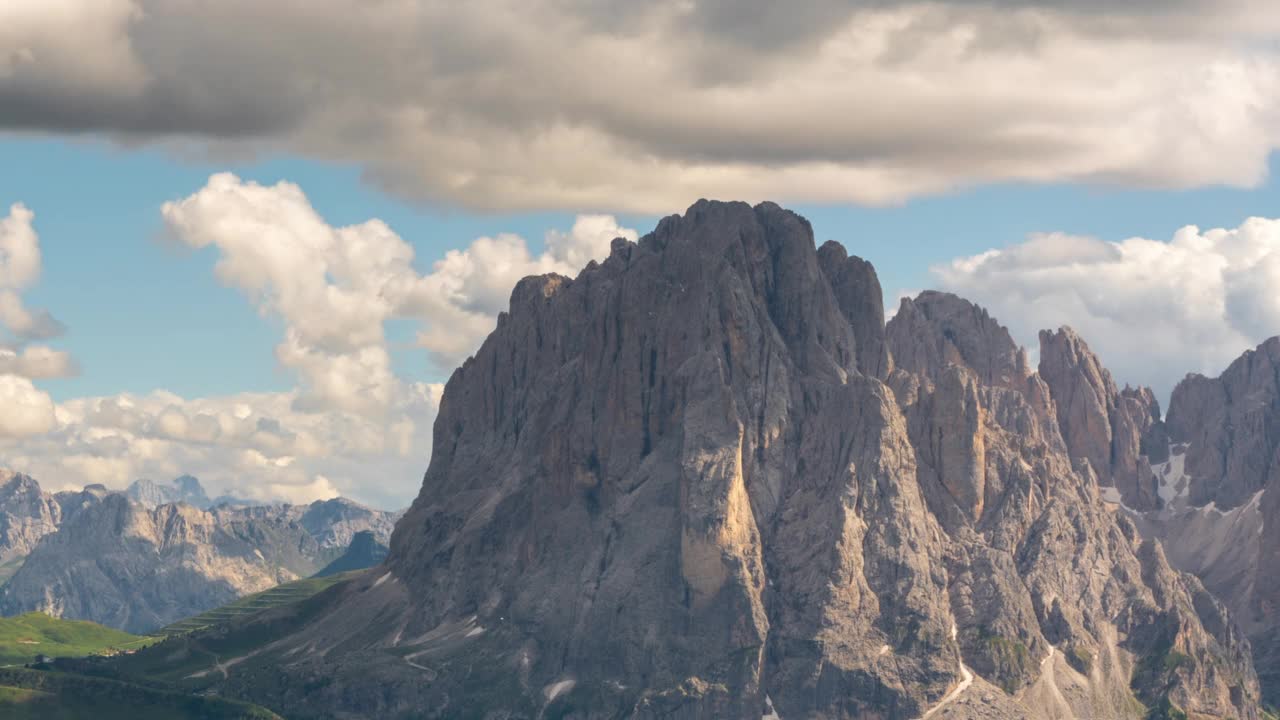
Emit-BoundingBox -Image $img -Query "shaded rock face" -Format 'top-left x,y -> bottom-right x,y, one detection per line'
1165,338 -> 1280,511
175,201 -> 1260,720
299,497 -> 401,551
817,239 -> 891,379
0,493 -> 398,633
1037,328 -> 1162,511
314,530 -> 389,578
1146,337 -> 1280,702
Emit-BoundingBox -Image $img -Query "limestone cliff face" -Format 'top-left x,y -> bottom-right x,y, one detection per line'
0,493 -> 397,633
0,472 -> 62,572
298,497 -> 400,551
1145,337 -> 1280,702
126,475 -> 214,509
1038,327 -> 1162,511
817,239 -> 891,379
173,201 -> 1260,720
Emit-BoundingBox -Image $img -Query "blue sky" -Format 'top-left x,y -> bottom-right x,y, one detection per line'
7,136 -> 1280,403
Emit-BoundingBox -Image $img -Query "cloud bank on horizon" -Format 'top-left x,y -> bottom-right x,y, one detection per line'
2,0 -> 1280,211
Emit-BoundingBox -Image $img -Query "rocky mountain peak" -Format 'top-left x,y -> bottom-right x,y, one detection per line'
816,239 -> 891,379
1165,335 -> 1280,509
154,200 -> 1263,720
125,475 -> 213,509
0,471 -> 61,570
1038,326 -> 1161,510
887,290 -> 1030,388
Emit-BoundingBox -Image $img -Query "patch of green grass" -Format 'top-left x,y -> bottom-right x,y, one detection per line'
156,570 -> 362,637
0,667 -> 281,719
0,684 -> 50,703
1067,645 -> 1093,674
0,613 -> 158,666
973,627 -> 1033,694
1144,696 -> 1189,720
0,555 -> 27,586
112,570 -> 366,687
1162,651 -> 1191,672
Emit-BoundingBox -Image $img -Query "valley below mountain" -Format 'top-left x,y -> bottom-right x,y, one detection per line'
99,200 -> 1274,719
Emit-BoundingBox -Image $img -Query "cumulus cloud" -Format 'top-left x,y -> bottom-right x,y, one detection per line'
164,173 -> 635,384
0,203 -> 65,341
0,384 -> 443,508
410,213 -> 637,368
932,216 -> 1280,402
0,201 -> 73,442
3,1 -> 1280,210
0,345 -> 77,379
0,374 -> 55,437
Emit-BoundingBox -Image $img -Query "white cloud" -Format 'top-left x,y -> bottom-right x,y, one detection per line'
4,2 -> 1280,211
0,345 -> 76,379
410,213 -> 637,368
162,173 -> 421,417
0,203 -> 63,341
932,216 -> 1280,402
164,173 -> 634,382
0,374 -> 55,437
0,384 -> 443,510
0,203 -> 69,440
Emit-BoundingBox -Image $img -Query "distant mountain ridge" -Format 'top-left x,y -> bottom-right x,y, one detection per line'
124,475 -> 255,510
0,473 -> 400,634
314,530 -> 388,578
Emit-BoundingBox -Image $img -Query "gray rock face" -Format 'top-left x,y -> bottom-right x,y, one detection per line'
0,472 -> 61,574
0,492 -> 398,633
125,475 -> 214,509
170,201 -> 1259,720
888,290 -> 1030,390
817,239 -> 891,379
314,530 -> 389,578
1038,327 -> 1161,511
1143,337 -> 1280,702
1165,337 -> 1280,510
299,497 -> 401,551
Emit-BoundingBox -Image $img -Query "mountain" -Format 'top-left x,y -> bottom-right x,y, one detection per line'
298,497 -> 400,551
125,476 -> 215,509
0,472 -> 62,581
1105,336 -> 1280,705
313,531 -> 388,578
122,201 -> 1261,719
0,494 -> 398,633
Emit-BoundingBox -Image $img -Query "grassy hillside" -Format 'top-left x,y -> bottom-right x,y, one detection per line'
157,569 -> 362,637
0,613 -> 156,666
0,667 -> 281,719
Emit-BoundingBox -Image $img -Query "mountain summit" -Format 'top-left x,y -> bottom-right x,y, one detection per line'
128,201 -> 1260,719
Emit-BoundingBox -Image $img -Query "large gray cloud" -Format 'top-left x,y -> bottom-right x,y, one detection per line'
3,0 -> 1280,211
